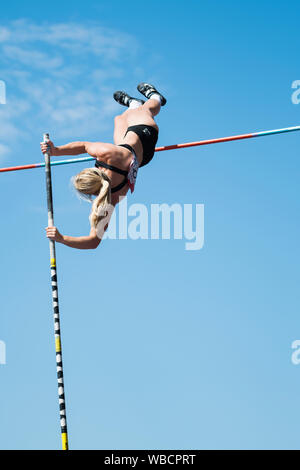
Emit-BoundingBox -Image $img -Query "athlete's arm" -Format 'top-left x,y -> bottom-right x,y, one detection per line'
46,226 -> 101,250
40,140 -> 89,156
45,202 -> 115,250
40,140 -> 111,158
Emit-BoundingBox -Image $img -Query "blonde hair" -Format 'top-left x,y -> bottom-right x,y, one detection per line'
73,167 -> 111,228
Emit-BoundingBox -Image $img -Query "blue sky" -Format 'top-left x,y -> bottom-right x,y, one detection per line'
1,0 -> 300,450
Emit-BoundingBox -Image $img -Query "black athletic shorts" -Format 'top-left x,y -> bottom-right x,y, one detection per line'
123,124 -> 158,167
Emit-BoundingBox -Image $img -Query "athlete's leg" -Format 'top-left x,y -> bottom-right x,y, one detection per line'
141,98 -> 161,117
113,81 -> 165,143
121,99 -> 160,128
113,114 -> 128,145
113,99 -> 160,143
113,90 -> 151,143
113,105 -> 157,144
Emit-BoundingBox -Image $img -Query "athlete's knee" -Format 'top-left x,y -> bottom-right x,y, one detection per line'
144,100 -> 160,116
114,114 -> 122,123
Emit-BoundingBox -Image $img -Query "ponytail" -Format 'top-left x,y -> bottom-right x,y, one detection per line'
73,167 -> 112,228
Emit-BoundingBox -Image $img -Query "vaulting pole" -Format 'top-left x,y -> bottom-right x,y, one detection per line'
43,133 -> 69,451
0,124 -> 300,174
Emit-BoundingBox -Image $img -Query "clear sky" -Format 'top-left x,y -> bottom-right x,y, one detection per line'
1,0 -> 300,450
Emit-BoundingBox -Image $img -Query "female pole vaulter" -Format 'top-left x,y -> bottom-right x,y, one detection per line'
40,83 -> 166,250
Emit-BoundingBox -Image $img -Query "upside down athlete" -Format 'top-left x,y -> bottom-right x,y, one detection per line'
40,83 -> 166,249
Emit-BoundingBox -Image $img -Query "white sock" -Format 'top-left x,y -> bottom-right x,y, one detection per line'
149,93 -> 162,104
129,100 -> 142,109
